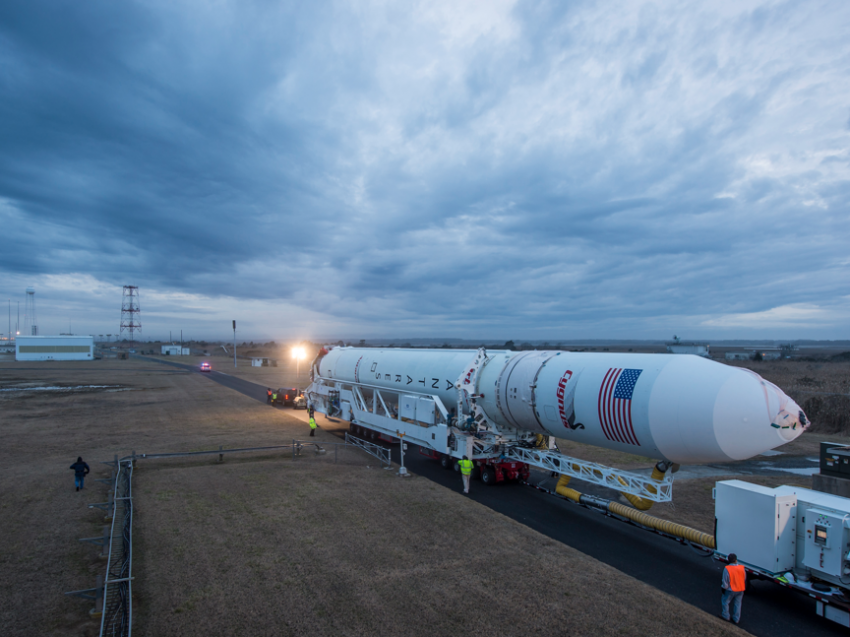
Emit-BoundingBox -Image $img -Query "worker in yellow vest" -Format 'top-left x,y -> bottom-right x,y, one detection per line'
458,456 -> 474,494
309,416 -> 317,437
721,553 -> 746,624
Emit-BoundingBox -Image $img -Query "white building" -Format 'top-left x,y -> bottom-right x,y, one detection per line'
251,357 -> 277,367
666,342 -> 710,357
16,335 -> 94,361
161,345 -> 191,355
725,352 -> 751,361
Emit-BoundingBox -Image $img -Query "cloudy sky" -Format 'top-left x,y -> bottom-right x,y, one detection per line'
1,0 -> 848,342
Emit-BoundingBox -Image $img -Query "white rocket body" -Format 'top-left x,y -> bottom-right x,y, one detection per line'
317,348 -> 808,464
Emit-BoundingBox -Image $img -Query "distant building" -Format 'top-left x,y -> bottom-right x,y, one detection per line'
16,335 -> 94,361
666,342 -> 710,357
753,350 -> 782,361
161,345 -> 181,355
725,352 -> 751,361
251,357 -> 277,367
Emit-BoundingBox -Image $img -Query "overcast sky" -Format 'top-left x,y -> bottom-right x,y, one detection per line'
1,0 -> 848,342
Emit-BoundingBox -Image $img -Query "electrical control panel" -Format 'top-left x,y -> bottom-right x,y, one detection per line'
803,508 -> 850,578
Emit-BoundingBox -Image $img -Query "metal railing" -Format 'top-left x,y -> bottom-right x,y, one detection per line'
100,459 -> 133,637
344,432 -> 392,467
66,437 -> 394,636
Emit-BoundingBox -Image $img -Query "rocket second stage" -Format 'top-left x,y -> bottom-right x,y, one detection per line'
317,348 -> 809,464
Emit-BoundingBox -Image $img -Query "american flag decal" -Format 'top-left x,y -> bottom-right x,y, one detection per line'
598,368 -> 642,446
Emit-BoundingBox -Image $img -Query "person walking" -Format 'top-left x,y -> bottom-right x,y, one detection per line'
266,388 -> 272,404
309,416 -> 317,437
308,403 -> 315,419
458,456 -> 474,494
721,553 -> 746,624
271,390 -> 278,405
69,457 -> 90,492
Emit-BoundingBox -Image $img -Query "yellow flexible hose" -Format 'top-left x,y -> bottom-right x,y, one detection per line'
555,474 -> 583,502
607,501 -> 716,549
554,473 -> 716,549
617,464 -> 668,511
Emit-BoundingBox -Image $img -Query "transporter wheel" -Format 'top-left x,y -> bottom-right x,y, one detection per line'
453,460 -> 460,472
440,454 -> 453,470
481,466 -> 497,485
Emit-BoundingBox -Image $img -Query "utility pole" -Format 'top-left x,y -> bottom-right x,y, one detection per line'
396,431 -> 409,477
180,329 -> 183,354
232,320 -> 237,368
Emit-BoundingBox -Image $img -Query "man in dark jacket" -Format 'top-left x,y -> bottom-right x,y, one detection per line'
70,457 -> 90,491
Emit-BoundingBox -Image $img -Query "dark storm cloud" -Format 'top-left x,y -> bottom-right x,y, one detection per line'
0,0 -> 848,339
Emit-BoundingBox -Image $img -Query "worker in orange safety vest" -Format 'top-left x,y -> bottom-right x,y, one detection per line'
721,553 -> 746,624
266,388 -> 272,404
458,456 -> 474,494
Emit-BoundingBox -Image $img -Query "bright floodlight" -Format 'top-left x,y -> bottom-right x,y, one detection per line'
292,346 -> 306,360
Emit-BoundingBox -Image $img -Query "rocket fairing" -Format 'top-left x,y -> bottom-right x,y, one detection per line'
316,348 -> 809,465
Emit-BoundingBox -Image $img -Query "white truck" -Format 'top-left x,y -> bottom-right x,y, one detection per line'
715,480 -> 850,627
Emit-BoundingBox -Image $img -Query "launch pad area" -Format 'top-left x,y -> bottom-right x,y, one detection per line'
1,356 -> 848,636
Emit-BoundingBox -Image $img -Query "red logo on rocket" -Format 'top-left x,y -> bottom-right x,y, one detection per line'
557,370 -> 573,429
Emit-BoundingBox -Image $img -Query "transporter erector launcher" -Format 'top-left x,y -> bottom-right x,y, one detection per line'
307,347 -> 809,501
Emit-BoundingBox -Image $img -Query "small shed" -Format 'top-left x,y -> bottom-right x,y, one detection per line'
251,357 -> 277,367
725,352 -> 751,361
16,335 -> 94,361
161,345 -> 182,355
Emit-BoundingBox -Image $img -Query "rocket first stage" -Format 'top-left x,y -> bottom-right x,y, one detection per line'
316,348 -> 809,465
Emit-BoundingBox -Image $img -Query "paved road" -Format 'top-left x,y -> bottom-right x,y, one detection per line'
142,356 -> 846,636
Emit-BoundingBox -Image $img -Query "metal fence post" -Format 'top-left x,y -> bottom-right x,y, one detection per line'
219,445 -> 223,462
292,439 -> 295,461
100,525 -> 110,559
131,450 -> 136,468
91,574 -> 103,618
104,491 -> 114,522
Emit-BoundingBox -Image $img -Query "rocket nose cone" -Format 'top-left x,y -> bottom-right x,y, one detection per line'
714,369 -> 808,460
770,388 -> 809,442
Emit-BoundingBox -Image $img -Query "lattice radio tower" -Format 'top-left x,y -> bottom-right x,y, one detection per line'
120,286 -> 142,347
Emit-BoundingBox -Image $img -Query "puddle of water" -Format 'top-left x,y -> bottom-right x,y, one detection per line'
779,467 -> 821,476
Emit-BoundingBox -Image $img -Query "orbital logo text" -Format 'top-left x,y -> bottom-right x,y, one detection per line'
557,370 -> 574,430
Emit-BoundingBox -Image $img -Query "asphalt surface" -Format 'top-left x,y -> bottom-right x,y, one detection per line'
142,356 -> 846,636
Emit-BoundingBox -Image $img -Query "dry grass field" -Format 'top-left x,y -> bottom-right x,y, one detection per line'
0,355 -> 749,637
728,358 -> 850,435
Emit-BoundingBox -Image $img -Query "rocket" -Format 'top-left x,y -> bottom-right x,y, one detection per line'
315,347 -> 809,464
